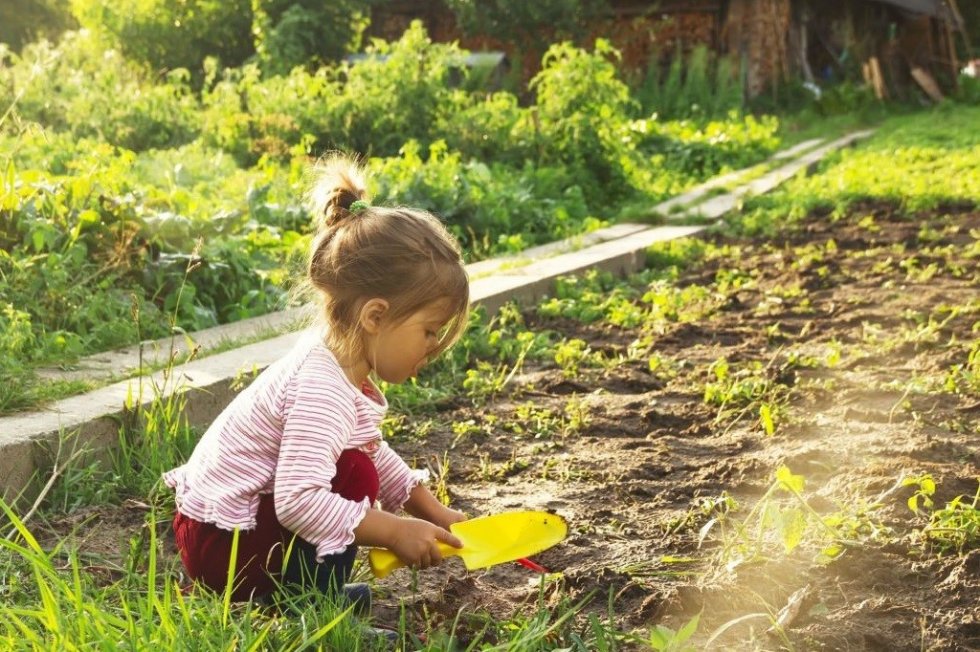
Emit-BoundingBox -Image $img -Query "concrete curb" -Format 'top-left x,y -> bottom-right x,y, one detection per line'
0,129 -> 875,505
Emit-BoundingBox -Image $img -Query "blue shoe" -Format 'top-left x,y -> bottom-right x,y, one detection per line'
343,582 -> 372,617
360,624 -> 399,649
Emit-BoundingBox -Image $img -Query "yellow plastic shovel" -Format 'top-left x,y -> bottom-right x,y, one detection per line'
369,511 -> 567,579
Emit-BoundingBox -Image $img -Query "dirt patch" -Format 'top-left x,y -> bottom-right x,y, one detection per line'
378,203 -> 979,649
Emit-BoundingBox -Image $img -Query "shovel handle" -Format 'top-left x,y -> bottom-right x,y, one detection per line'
368,542 -> 461,579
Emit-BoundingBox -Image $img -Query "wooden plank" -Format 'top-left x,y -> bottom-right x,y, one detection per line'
868,56 -> 889,99
911,66 -> 945,101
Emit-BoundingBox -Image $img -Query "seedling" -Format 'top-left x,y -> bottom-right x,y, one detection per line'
645,612 -> 700,652
905,476 -> 980,555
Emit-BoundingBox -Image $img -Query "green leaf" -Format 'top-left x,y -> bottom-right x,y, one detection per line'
675,612 -> 701,645
779,508 -> 806,552
31,229 -> 45,253
908,495 -> 919,514
648,625 -> 673,650
775,465 -> 805,493
759,403 -> 775,436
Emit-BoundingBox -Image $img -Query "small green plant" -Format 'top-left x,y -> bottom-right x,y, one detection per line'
903,474 -> 937,514
905,476 -> 980,555
554,338 -> 601,379
561,395 -> 592,436
450,416 -> 495,448
944,339 -> 980,396
474,450 -> 529,482
509,402 -> 562,439
430,451 -> 453,506
703,466 -> 863,570
645,613 -> 701,652
703,357 -> 792,432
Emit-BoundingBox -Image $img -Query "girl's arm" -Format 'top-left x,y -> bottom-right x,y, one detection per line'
402,483 -> 468,531
354,506 -> 462,569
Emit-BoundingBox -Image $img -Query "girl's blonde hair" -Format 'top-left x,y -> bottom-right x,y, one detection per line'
305,154 -> 469,365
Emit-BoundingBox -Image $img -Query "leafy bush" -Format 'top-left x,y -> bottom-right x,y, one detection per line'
370,140 -> 597,259
436,91 -> 538,165
335,21 -> 461,156
252,0 -> 373,75
199,21 -> 462,164
631,111 -> 780,178
1,32 -> 199,151
530,39 -> 637,204
0,132 -> 297,364
200,61 -> 338,166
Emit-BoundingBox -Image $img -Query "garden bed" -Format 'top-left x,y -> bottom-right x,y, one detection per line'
374,200 -> 979,649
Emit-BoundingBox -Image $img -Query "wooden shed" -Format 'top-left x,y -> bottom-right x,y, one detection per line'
370,0 -> 971,99
726,0 -> 970,98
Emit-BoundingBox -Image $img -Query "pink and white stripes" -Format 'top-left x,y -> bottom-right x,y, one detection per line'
164,331 -> 427,561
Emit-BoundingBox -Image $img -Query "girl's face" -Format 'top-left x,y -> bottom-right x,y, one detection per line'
369,300 -> 453,384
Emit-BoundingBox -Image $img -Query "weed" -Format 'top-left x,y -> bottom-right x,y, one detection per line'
430,452 -> 452,507
944,339 -> 980,396
703,466 -> 874,571
554,338 -> 597,379
905,476 -> 980,555
474,451 -> 529,482
0,502 -> 360,648
450,416 -> 495,448
643,612 -> 700,652
702,356 -> 793,434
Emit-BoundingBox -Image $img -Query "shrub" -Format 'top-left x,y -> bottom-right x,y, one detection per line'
635,45 -> 743,119
336,20 -> 461,156
200,61 -> 339,166
1,31 -> 199,151
252,0 -> 373,75
530,39 -> 637,205
370,140 -> 595,259
437,91 -> 538,165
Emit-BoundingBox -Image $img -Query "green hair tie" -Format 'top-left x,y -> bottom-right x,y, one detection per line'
349,200 -> 370,214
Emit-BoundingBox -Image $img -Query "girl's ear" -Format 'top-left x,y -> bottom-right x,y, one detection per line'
359,298 -> 389,335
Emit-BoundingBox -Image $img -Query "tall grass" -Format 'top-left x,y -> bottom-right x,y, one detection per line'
636,45 -> 743,119
0,500 -> 361,649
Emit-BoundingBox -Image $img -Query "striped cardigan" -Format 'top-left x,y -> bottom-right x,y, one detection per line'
164,331 -> 427,560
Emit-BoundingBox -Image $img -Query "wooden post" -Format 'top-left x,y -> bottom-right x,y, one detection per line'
911,66 -> 944,102
946,0 -> 973,60
868,56 -> 888,99
943,6 -> 960,91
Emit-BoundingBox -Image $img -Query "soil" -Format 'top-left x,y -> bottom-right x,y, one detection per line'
33,201 -> 980,650
374,202 -> 980,650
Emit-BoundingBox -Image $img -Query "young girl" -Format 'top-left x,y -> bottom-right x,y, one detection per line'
164,155 -> 470,609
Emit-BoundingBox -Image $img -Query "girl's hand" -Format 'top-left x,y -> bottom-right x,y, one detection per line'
433,505 -> 468,531
389,517 -> 462,569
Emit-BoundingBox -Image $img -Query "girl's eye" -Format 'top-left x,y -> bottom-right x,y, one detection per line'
426,330 -> 437,338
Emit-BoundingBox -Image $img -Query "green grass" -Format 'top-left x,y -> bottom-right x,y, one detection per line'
729,106 -> 980,237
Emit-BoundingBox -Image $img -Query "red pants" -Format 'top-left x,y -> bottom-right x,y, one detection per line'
172,449 -> 379,601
